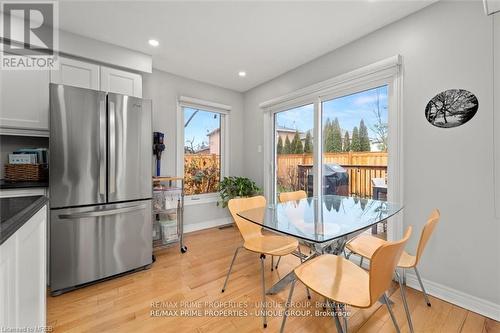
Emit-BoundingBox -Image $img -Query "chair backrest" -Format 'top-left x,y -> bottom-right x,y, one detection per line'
369,226 -> 412,305
228,196 -> 266,241
279,190 -> 307,203
414,209 -> 440,266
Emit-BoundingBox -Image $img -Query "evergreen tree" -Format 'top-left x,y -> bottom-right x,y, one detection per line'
284,136 -> 292,154
331,118 -> 342,152
343,131 -> 351,152
323,118 -> 334,152
303,131 -> 312,153
277,136 -> 283,154
291,131 -> 303,154
351,126 -> 361,152
359,119 -> 371,151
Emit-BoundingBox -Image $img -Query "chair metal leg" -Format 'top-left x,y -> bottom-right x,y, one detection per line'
275,256 -> 282,270
279,279 -> 296,333
338,303 -> 348,333
221,246 -> 241,292
396,271 -> 414,333
359,256 -> 364,267
414,267 -> 431,306
297,246 -> 311,300
331,302 -> 344,333
260,254 -> 268,328
271,256 -> 274,271
383,293 -> 401,333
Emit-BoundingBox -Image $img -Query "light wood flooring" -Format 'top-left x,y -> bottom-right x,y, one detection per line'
47,226 -> 500,333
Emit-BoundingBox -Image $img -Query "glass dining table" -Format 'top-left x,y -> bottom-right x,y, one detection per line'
237,194 -> 403,294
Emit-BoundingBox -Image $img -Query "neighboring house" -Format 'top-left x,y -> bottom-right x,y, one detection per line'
276,125 -> 302,143
206,128 -> 220,155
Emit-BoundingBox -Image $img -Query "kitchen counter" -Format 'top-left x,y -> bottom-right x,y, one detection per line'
0,195 -> 47,245
0,179 -> 49,189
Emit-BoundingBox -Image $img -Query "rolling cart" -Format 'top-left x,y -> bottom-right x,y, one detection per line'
152,176 -> 187,253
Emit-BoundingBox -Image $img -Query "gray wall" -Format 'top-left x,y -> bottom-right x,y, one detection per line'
242,1 -> 500,305
143,69 -> 244,226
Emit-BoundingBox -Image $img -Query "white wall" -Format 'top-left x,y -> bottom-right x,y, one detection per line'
143,69 -> 244,227
243,0 -> 500,311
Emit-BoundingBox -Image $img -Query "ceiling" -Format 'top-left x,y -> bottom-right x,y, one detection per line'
58,1 -> 435,92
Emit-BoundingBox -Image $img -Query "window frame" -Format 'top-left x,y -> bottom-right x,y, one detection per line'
262,55 -> 403,241
177,96 -> 230,206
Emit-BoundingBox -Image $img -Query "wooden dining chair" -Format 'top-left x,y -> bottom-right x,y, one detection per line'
280,227 -> 412,333
273,190 -> 308,270
345,209 -> 440,333
278,190 -> 307,203
222,196 -> 299,328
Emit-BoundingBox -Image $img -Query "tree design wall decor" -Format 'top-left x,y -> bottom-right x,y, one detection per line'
425,89 -> 478,128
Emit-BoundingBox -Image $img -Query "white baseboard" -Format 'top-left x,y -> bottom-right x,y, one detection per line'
346,254 -> 500,321
183,217 -> 232,233
405,272 -> 500,321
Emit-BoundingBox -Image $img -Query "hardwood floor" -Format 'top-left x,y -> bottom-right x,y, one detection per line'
47,226 -> 499,333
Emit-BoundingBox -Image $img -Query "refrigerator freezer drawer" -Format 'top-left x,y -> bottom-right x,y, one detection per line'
50,200 -> 152,292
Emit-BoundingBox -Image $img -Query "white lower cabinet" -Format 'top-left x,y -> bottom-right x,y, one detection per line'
0,206 -> 47,329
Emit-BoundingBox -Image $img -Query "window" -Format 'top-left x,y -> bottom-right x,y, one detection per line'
262,56 -> 402,240
178,97 -> 230,202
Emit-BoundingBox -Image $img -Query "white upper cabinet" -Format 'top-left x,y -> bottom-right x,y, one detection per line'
100,66 -> 142,97
50,57 -> 100,90
0,69 -> 50,133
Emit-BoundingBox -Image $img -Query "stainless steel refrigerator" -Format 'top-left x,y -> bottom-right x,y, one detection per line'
49,84 -> 152,295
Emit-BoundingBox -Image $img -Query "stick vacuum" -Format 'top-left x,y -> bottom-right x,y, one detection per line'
153,132 -> 165,176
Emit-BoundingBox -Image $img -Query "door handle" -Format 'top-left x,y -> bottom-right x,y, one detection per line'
99,100 -> 106,196
109,101 -> 116,194
58,204 -> 147,219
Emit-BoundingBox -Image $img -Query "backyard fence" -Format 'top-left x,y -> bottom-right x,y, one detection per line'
277,152 -> 388,198
184,154 -> 220,195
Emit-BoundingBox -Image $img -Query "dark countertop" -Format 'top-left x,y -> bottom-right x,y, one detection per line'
0,195 -> 48,245
0,180 -> 49,189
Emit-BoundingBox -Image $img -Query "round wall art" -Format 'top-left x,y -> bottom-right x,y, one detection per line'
425,89 -> 478,128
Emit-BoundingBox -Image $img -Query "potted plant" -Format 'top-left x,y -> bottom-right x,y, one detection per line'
217,176 -> 261,208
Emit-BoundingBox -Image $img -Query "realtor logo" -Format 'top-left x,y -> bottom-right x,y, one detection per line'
1,1 -> 59,70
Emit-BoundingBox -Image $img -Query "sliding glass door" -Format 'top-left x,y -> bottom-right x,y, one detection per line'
274,104 -> 315,201
271,85 -> 390,236
322,85 -> 388,198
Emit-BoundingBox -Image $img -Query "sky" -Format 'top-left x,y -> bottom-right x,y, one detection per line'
184,108 -> 220,148
276,85 -> 388,138
184,85 -> 388,148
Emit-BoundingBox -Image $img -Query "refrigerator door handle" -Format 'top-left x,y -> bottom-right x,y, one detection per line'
99,100 -> 106,197
109,100 -> 116,194
57,204 -> 147,219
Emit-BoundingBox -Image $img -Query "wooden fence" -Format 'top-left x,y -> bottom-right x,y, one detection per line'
277,152 -> 387,198
184,154 -> 220,195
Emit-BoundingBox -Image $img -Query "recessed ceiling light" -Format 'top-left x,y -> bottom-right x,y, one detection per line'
238,71 -> 246,77
148,39 -> 159,47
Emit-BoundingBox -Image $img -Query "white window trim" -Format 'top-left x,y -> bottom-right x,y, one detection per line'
262,55 -> 403,241
177,96 -> 230,206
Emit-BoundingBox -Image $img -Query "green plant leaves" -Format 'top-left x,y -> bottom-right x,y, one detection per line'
217,176 -> 261,208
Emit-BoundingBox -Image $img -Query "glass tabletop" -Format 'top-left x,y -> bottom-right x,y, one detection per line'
237,195 -> 403,243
